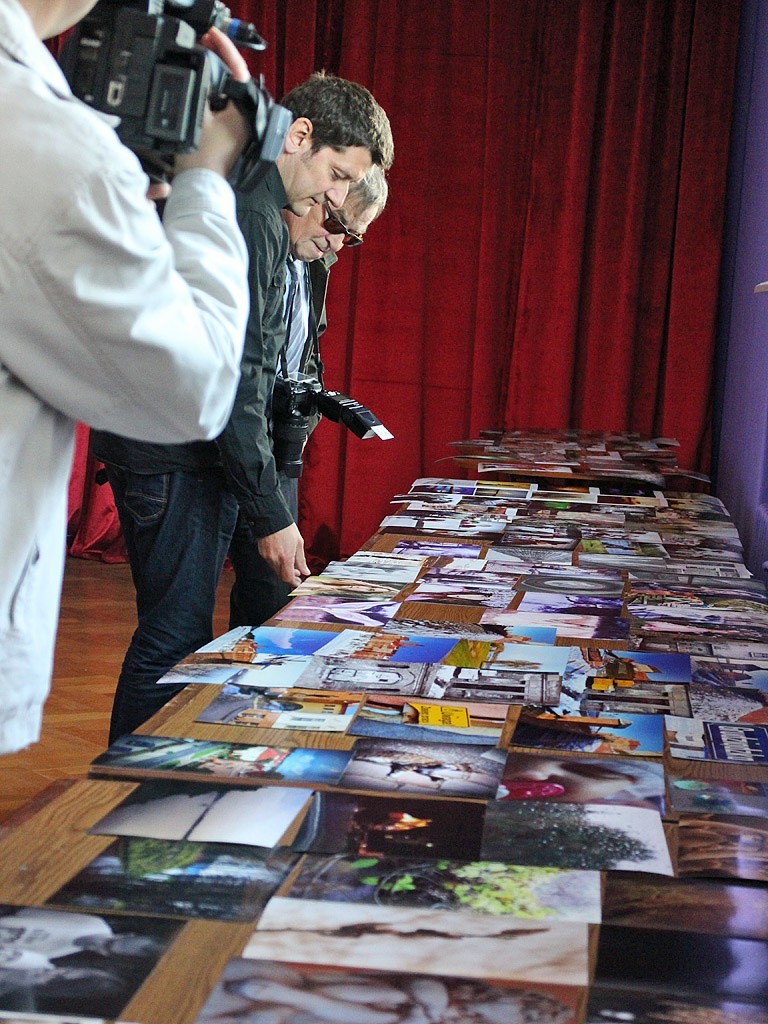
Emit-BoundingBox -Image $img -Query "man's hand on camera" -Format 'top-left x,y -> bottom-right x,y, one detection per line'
174,28 -> 250,180
146,181 -> 171,207
258,523 -> 310,587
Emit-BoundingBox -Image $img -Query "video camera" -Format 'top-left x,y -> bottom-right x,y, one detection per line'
272,375 -> 393,479
59,0 -> 293,189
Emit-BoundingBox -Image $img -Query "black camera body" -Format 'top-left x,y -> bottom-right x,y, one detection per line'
60,1 -> 292,188
272,375 -> 393,478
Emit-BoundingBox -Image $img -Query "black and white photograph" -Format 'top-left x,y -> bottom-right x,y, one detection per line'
0,904 -> 180,1020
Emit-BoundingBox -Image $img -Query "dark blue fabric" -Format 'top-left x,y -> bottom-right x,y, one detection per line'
228,471 -> 298,629
105,466 -> 239,743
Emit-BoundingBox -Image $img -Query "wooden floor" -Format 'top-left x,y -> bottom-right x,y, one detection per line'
0,555 -> 232,823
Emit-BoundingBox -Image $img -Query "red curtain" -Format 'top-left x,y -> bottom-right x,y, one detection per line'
67,0 -> 741,564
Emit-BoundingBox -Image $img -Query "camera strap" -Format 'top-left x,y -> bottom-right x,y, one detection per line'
307,276 -> 324,386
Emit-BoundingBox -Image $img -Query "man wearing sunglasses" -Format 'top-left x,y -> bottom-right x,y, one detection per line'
92,74 -> 393,742
228,167 -> 388,629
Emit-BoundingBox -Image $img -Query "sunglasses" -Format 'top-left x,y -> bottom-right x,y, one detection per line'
323,204 -> 364,247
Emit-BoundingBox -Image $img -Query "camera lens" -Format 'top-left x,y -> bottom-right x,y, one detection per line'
272,409 -> 309,478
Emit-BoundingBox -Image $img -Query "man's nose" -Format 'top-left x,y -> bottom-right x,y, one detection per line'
325,182 -> 350,208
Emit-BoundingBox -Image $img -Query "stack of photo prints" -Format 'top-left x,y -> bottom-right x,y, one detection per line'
5,429 -> 768,1024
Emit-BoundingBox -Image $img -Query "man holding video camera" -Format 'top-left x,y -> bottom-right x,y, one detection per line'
93,71 -> 394,741
0,0 -> 255,754
227,165 -> 389,629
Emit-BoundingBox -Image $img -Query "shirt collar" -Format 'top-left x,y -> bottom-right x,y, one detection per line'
0,0 -> 74,99
263,160 -> 290,210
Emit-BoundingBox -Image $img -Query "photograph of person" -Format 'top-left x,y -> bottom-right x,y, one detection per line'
496,752 -> 665,810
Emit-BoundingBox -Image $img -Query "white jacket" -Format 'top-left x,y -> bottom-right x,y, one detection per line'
0,0 -> 249,752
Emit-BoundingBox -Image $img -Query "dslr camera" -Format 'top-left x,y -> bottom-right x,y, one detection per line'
272,375 -> 393,478
60,0 -> 292,189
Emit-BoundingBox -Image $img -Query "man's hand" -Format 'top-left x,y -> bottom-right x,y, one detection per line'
175,28 -> 251,180
258,523 -> 310,587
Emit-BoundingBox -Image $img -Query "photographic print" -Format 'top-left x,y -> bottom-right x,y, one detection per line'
628,589 -> 768,614
291,658 -> 430,695
689,657 -> 768,723
677,814 -> 768,883
89,781 -> 312,848
382,617 -> 490,639
379,515 -> 507,539
48,838 -> 297,921
602,874 -> 768,939
392,539 -> 485,557
662,539 -> 744,563
339,739 -> 506,798
486,642 -> 571,673
489,545 -> 576,564
595,925 -> 768,1003
277,596 -> 401,628
403,576 -> 516,609
315,629 -> 462,664
484,622 -> 561,644
323,554 -> 425,586
477,462 -> 577,476
531,487 -> 600,503
245,898 -> 590,985
155,657 -> 313,689
480,801 -> 673,875
511,710 -> 665,757
630,607 -> 768,630
496,752 -> 666,811
579,537 -> 668,559
289,574 -> 404,601
408,477 -> 483,494
516,574 -> 626,598
575,678 -> 690,718
499,532 -> 580,553
427,665 -> 562,705
630,608 -> 768,644
195,685 -> 359,732
665,717 -> 768,764
660,561 -> 753,579
706,642 -> 768,660
0,904 -> 181,1021
521,508 -> 625,530
0,1016 -> 113,1024
349,694 -> 510,744
195,625 -> 341,661
434,560 -> 517,577
396,495 -> 465,510
688,682 -> 768,725
586,983 -> 768,1024
90,734 -> 352,785
668,775 -> 768,818
485,547 -> 556,566
194,959 -> 584,1024
481,609 -> 631,642
291,791 -> 485,861
0,1016 -> 114,1024
579,554 -> 669,571
584,648 -> 692,684
286,852 -> 602,922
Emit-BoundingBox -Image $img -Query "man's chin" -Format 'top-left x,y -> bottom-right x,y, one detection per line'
289,199 -> 316,217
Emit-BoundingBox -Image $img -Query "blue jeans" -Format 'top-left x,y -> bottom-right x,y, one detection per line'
228,471 -> 298,629
106,466 -> 239,743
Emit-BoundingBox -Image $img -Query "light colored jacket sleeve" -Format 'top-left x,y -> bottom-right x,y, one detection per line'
0,102 -> 248,443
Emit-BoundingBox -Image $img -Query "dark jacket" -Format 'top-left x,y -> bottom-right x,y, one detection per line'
92,165 -> 295,539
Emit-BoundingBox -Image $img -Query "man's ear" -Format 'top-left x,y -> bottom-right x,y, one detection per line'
284,117 -> 314,154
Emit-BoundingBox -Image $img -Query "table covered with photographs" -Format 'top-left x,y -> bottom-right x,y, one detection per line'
1,430 -> 767,1024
